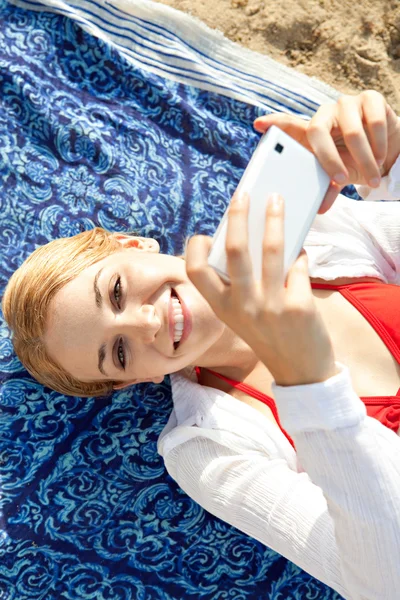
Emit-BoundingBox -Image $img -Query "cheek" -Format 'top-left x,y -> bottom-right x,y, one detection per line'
133,349 -> 176,378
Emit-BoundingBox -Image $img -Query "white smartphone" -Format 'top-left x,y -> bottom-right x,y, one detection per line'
207,125 -> 331,282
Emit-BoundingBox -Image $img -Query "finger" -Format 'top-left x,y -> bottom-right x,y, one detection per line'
285,249 -> 313,305
386,102 -> 400,134
225,192 -> 255,296
306,104 -> 350,185
383,103 -> 400,175
261,193 -> 285,300
185,235 -> 227,304
253,113 -> 310,147
337,96 -> 382,187
317,181 -> 341,214
361,90 -> 388,168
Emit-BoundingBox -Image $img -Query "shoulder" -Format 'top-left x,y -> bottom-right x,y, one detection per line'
157,369 -> 297,467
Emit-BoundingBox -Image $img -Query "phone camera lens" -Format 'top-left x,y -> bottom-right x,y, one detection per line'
275,143 -> 284,154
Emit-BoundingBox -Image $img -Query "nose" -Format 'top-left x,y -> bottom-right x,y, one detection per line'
123,304 -> 161,344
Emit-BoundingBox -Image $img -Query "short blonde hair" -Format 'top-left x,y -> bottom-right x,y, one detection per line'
2,227 -> 124,397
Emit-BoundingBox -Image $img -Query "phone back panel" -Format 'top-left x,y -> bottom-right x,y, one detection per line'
208,125 -> 331,281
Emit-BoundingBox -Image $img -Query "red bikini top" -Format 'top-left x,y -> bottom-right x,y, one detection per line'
196,282 -> 400,450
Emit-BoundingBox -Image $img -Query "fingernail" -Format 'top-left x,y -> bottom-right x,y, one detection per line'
333,173 -> 347,184
268,193 -> 282,212
377,159 -> 385,167
369,177 -> 381,188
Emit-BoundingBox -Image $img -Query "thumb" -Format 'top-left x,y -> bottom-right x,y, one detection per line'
298,248 -> 308,264
253,114 -> 280,133
293,248 -> 309,276
253,113 -> 310,142
284,248 -> 311,297
317,181 -> 341,214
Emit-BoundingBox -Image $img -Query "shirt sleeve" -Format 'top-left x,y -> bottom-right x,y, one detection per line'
161,362 -> 400,600
273,361 -> 400,598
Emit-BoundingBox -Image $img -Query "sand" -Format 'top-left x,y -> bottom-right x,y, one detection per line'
153,0 -> 400,114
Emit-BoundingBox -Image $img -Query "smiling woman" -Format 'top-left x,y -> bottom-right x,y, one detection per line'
2,227 -> 230,396
3,89 -> 400,599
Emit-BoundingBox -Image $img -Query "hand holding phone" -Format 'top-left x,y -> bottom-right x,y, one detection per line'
208,125 -> 331,282
254,91 -> 400,192
185,185 -> 338,387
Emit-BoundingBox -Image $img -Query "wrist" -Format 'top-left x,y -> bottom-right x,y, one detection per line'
273,363 -> 341,387
255,347 -> 340,387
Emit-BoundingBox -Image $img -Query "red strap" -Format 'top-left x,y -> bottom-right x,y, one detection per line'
196,366 -> 295,449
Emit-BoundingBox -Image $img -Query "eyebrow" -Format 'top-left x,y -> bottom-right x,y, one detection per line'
94,268 -> 103,308
98,342 -> 108,377
94,268 -> 108,377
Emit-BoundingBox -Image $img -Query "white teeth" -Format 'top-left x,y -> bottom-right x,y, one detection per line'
172,295 -> 184,344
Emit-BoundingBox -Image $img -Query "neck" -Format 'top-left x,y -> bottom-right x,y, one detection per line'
192,324 -> 257,376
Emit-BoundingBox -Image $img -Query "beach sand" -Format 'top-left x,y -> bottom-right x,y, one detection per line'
154,0 -> 400,114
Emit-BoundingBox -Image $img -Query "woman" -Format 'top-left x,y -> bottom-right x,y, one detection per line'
3,90 -> 400,598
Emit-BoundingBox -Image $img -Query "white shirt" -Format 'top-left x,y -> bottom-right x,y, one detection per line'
158,156 -> 400,600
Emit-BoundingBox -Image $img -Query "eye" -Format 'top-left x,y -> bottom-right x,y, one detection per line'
117,338 -> 125,369
113,276 -> 123,309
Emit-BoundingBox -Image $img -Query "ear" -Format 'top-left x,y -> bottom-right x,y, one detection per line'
149,376 -> 165,384
113,375 -> 165,390
113,234 -> 160,254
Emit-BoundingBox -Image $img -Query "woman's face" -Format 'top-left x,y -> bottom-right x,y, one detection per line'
44,236 -> 226,387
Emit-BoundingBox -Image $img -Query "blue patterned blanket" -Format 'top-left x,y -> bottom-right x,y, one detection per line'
0,0 -> 349,597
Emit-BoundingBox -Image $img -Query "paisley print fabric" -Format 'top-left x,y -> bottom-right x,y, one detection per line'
0,0 -> 351,597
